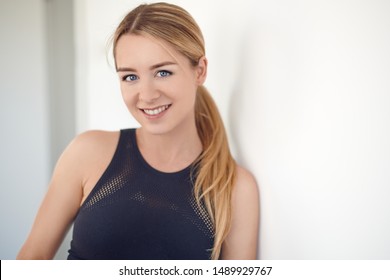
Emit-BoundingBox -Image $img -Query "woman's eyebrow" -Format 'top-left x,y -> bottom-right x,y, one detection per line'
151,61 -> 177,69
116,66 -> 136,72
117,61 -> 177,72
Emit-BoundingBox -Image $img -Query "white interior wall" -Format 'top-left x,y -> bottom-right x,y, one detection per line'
230,0 -> 390,259
0,0 -> 76,260
0,0 -> 50,259
75,0 -> 390,259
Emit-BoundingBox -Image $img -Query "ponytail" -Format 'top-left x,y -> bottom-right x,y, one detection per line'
193,85 -> 236,259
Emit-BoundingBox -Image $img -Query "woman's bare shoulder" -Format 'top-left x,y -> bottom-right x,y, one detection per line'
232,164 -> 259,221
69,129 -> 120,164
221,165 -> 259,259
53,130 -> 120,183
62,130 -> 120,160
234,165 -> 259,197
70,130 -> 120,150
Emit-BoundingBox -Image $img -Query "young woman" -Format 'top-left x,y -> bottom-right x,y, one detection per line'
17,2 -> 259,260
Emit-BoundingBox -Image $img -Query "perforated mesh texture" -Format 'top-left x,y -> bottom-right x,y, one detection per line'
68,129 -> 214,260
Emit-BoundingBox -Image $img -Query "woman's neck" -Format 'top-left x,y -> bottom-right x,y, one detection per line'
135,125 -> 202,173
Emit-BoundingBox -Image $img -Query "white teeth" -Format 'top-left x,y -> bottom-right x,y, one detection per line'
143,105 -> 169,116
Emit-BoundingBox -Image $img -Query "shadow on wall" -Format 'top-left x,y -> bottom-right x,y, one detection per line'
229,27 -> 265,166
228,24 -> 266,259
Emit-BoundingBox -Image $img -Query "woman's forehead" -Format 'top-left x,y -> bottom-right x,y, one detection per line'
115,34 -> 189,69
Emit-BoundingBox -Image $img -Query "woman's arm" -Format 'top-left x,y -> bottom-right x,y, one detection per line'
220,165 -> 260,260
16,131 -> 116,259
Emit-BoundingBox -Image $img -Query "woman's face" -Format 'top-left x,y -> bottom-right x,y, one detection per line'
115,34 -> 207,135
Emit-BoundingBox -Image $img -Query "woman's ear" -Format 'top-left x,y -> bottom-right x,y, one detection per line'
196,56 -> 208,85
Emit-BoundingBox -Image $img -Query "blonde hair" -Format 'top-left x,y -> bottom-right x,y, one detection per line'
112,2 -> 236,259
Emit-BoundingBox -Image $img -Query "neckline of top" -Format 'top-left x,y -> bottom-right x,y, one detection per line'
127,128 -> 196,177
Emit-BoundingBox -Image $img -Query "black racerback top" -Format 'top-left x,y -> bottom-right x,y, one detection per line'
67,129 -> 214,260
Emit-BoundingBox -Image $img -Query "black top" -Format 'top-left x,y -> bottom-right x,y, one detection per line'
67,128 -> 214,260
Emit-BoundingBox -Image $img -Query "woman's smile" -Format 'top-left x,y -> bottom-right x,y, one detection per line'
140,104 -> 171,118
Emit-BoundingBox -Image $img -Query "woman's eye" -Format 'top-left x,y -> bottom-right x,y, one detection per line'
156,70 -> 172,78
123,74 -> 138,82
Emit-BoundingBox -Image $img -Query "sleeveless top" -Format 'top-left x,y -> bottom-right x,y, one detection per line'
67,129 -> 214,260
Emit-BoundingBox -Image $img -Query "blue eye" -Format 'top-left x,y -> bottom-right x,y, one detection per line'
156,70 -> 172,77
123,74 -> 138,82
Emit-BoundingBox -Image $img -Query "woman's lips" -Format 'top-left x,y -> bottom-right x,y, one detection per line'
140,104 -> 171,118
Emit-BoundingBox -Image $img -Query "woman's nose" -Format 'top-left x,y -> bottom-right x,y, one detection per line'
138,80 -> 160,103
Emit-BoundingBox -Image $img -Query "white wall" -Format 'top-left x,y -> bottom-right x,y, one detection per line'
0,0 -> 76,260
230,0 -> 390,259
0,0 -> 50,259
76,0 -> 390,259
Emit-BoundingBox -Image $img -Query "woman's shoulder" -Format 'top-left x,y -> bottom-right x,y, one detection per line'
221,164 -> 259,259
71,130 -> 120,149
55,130 -> 121,172
234,165 -> 258,195
67,129 -> 121,156
232,165 -> 259,213
51,130 -> 122,197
